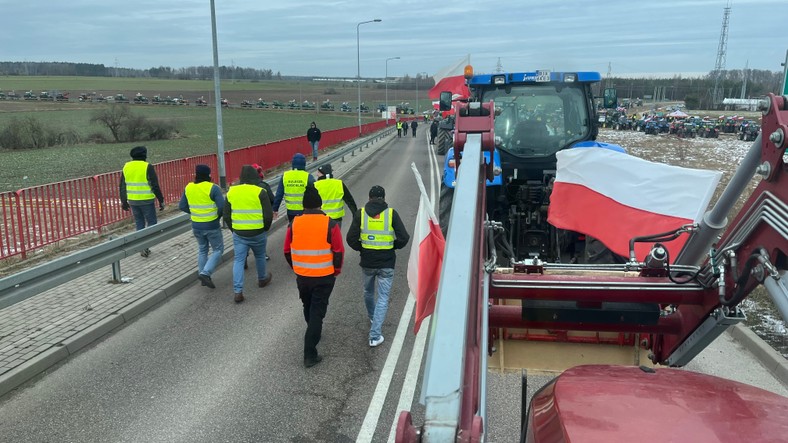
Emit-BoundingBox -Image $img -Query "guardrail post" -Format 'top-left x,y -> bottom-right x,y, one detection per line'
13,191 -> 27,260
111,260 -> 122,282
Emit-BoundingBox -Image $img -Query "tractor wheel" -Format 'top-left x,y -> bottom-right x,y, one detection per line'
436,129 -> 452,155
439,184 -> 454,238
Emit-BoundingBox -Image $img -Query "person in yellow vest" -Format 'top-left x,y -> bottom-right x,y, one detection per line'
314,163 -> 357,227
223,165 -> 273,303
119,146 -> 165,257
179,164 -> 225,289
396,120 -> 403,138
272,153 -> 316,223
346,186 -> 410,347
283,185 -> 344,368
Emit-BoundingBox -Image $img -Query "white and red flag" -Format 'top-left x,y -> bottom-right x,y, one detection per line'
428,55 -> 471,100
407,164 -> 446,334
547,148 -> 721,261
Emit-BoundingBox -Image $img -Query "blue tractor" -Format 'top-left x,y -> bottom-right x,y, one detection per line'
440,69 -> 619,262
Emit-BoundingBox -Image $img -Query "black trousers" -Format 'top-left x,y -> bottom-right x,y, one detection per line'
296,275 -> 336,360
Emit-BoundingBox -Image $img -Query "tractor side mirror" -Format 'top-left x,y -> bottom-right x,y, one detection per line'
439,91 -> 452,111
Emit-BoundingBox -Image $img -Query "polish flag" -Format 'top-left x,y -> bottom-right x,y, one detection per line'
547,148 -> 721,261
407,165 -> 446,334
428,55 -> 471,100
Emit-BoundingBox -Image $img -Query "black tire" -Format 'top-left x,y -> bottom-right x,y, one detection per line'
439,184 -> 454,238
436,128 -> 452,155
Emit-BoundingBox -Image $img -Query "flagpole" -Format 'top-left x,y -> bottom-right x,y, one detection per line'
410,163 -> 437,216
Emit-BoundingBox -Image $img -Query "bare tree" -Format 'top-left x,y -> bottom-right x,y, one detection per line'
90,105 -> 131,142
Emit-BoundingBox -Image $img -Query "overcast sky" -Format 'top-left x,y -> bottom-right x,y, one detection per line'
1,0 -> 786,79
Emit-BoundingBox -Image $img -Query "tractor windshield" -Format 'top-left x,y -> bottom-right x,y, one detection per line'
482,83 -> 591,158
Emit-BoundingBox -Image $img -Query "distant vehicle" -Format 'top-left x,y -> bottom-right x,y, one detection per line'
339,102 -> 352,112
320,99 -> 334,111
195,96 -> 208,107
220,98 -> 229,108
256,99 -> 269,108
55,92 -> 69,102
114,94 -> 129,104
133,93 -> 149,104
39,91 -> 54,101
272,100 -> 284,109
240,100 -> 254,108
301,100 -> 315,110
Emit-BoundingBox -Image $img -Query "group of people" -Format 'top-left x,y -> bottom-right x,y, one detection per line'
396,119 -> 419,138
120,143 -> 410,369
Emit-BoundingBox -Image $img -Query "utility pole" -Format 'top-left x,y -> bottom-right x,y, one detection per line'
712,3 -> 731,107
495,58 -> 503,73
781,49 -> 788,95
210,0 -> 227,189
740,60 -> 749,99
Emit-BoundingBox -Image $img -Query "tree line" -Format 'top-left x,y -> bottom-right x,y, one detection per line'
0,61 -> 282,81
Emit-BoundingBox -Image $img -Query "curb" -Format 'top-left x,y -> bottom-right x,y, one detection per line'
727,324 -> 788,388
0,130 -> 394,400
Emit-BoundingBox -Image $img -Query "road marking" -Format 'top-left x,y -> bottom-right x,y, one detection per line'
356,296 -> 415,442
357,134 -> 444,443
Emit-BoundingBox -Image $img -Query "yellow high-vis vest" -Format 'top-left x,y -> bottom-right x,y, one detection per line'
184,181 -> 218,223
283,170 -> 309,211
123,161 -> 155,201
314,178 -> 345,219
227,184 -> 264,230
360,208 -> 394,250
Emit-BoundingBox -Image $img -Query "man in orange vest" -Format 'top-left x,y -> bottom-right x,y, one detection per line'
119,145 -> 165,257
283,185 -> 344,368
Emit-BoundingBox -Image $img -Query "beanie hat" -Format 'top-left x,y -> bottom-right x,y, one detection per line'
195,164 -> 211,180
318,163 -> 333,177
292,153 -> 306,170
130,146 -> 147,160
369,185 -> 385,199
302,185 -> 322,209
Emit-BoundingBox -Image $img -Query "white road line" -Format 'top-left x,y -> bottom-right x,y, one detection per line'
356,296 -> 415,442
385,136 -> 443,442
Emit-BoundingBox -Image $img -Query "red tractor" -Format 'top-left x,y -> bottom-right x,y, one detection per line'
396,67 -> 788,441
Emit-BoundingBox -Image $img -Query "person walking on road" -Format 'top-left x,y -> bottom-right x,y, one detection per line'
179,164 -> 224,289
410,120 -> 418,137
429,119 -> 439,145
396,120 -> 403,138
283,185 -> 344,368
119,145 -> 165,257
314,163 -> 357,227
224,165 -> 274,303
251,163 -> 274,263
273,153 -> 316,223
307,122 -> 322,161
346,186 -> 410,347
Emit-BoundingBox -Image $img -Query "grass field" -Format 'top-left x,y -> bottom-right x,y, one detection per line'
0,77 -> 418,191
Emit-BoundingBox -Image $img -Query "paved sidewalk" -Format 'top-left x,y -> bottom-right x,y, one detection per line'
0,132 -> 394,398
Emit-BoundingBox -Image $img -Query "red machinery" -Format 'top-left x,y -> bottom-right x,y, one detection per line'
396,93 -> 788,442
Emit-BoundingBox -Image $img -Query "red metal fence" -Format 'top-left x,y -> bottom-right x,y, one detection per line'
0,120 -> 388,260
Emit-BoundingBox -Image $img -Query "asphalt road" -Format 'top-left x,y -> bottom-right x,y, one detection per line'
0,128 -> 437,443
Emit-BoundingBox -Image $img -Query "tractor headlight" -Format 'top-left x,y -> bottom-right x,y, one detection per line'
564,73 -> 577,82
493,75 -> 506,85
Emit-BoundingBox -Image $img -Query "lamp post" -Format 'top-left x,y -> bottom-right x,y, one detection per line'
357,19 -> 382,137
209,0 -> 227,189
385,56 -> 400,126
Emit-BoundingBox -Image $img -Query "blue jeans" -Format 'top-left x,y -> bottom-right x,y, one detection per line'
232,232 -> 267,293
310,141 -> 319,159
130,203 -> 157,231
363,267 -> 394,341
193,228 -> 224,277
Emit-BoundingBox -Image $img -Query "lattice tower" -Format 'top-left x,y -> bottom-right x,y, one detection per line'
712,3 -> 731,106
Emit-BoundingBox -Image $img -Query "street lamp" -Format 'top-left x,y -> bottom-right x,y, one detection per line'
385,56 -> 400,126
357,19 -> 382,137
416,71 -> 428,117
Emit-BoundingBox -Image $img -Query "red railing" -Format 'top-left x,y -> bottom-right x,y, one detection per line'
0,120 -> 388,260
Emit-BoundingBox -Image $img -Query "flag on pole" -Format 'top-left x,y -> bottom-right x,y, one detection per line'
547,148 -> 721,261
407,164 -> 446,334
428,55 -> 471,100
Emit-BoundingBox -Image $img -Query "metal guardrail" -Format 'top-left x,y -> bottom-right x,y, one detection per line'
0,128 -> 394,310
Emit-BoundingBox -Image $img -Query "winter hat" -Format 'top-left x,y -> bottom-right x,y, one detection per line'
318,163 -> 333,177
302,185 -> 322,209
369,185 -> 385,199
292,153 -> 306,170
130,146 -> 147,160
251,163 -> 264,178
195,164 -> 211,181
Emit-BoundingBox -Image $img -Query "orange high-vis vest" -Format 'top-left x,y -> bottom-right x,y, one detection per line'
290,214 -> 334,277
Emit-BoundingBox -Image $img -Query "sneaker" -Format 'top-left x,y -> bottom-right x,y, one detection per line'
258,272 -> 272,288
140,248 -> 151,258
234,292 -> 244,303
266,254 -> 270,261
304,355 -> 323,368
198,273 -> 215,289
369,336 -> 385,347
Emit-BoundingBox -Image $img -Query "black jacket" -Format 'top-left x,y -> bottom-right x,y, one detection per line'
346,199 -> 410,269
307,127 -> 322,142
